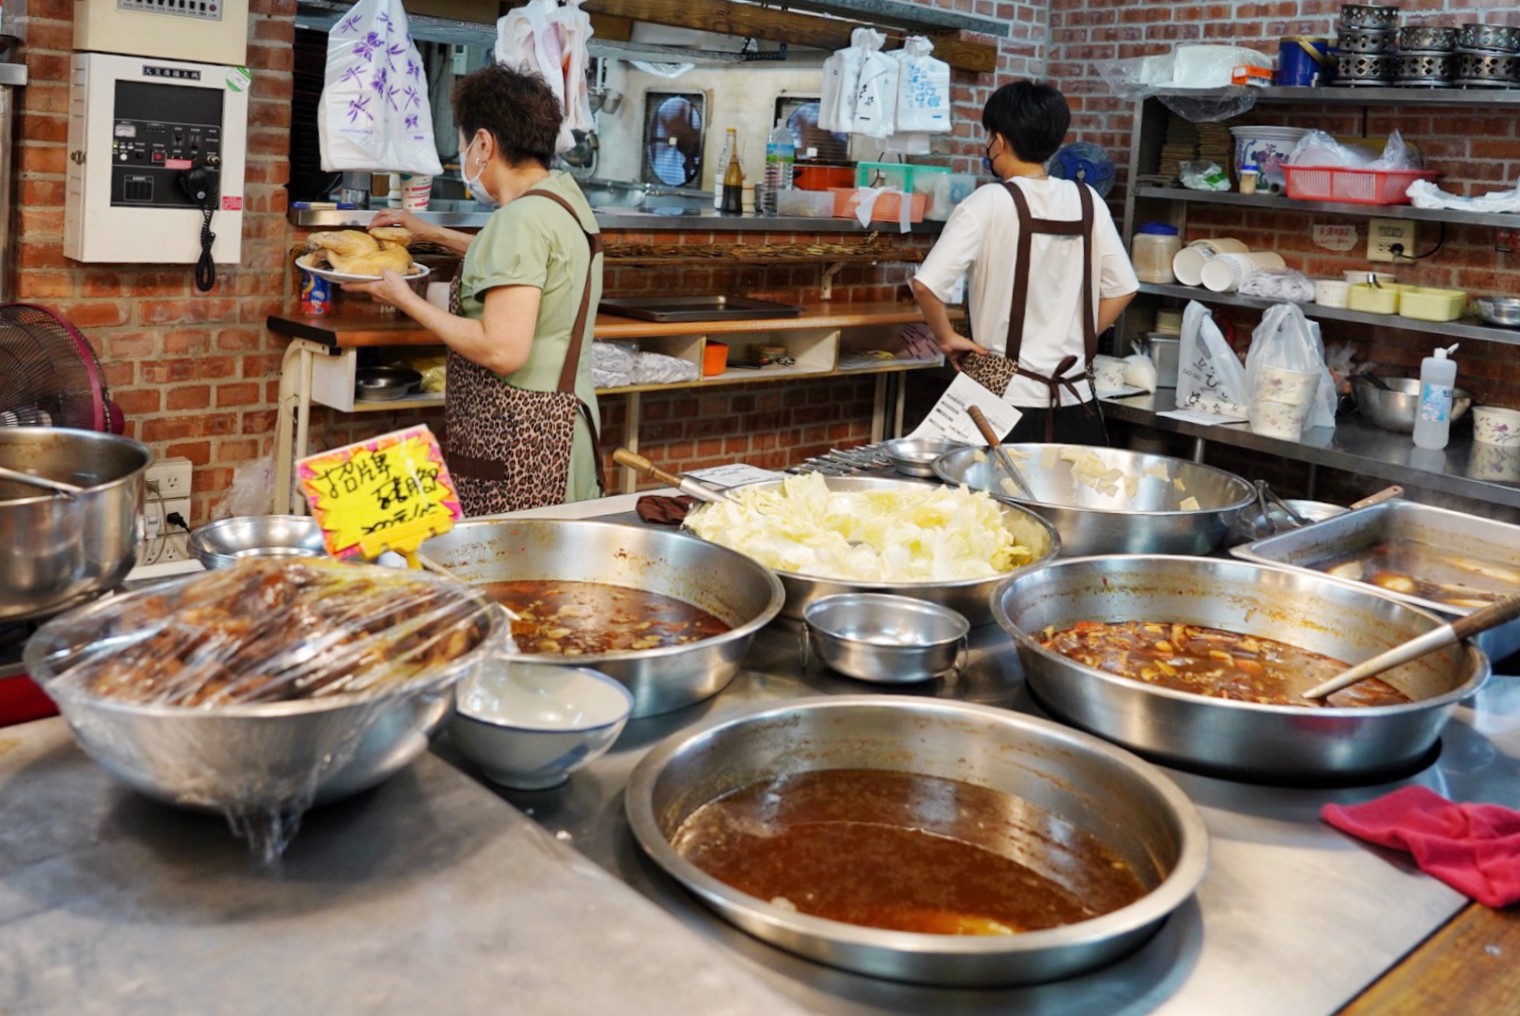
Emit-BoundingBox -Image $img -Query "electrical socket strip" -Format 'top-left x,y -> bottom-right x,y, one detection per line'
140,456 -> 193,565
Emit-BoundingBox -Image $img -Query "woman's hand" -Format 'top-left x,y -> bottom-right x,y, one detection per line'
344,270 -> 417,309
370,209 -> 433,242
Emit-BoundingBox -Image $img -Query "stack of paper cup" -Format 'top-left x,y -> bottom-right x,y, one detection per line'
400,173 -> 432,211
1199,251 -> 1287,293
1249,366 -> 1319,439
1171,238 -> 1249,287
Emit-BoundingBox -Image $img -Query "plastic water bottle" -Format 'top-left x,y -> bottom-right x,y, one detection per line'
1413,343 -> 1459,450
714,128 -> 736,210
762,120 -> 795,216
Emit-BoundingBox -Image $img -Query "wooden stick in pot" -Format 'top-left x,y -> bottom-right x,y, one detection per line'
1301,592 -> 1520,701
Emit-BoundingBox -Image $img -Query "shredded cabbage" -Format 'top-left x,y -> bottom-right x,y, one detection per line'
684,473 -> 1034,582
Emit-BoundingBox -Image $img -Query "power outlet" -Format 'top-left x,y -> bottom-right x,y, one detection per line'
141,457 -> 193,565
1367,218 -> 1417,262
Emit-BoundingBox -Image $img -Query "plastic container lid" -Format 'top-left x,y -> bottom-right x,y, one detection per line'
1137,223 -> 1180,235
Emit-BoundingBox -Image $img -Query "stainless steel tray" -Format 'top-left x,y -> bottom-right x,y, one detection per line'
599,295 -> 805,322
1231,500 -> 1520,660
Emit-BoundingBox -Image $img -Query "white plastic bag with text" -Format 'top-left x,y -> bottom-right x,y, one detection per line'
1176,300 -> 1249,417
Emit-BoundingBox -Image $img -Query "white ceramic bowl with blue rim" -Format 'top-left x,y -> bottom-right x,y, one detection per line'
449,660 -> 634,790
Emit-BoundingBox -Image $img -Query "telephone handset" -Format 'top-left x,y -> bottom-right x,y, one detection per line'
177,156 -> 221,292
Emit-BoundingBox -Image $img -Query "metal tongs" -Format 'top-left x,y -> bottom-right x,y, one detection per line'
613,448 -> 733,504
966,406 -> 1034,499
1254,480 -> 1310,535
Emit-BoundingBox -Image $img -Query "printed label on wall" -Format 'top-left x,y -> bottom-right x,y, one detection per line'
1312,224 -> 1358,252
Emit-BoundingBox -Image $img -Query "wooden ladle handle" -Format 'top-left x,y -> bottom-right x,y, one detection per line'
1451,592 -> 1520,644
966,405 -> 1002,449
613,448 -> 686,489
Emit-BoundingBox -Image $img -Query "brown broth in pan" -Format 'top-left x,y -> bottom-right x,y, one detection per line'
672,769 -> 1148,936
1040,620 -> 1412,708
1315,539 -> 1517,610
481,579 -> 730,655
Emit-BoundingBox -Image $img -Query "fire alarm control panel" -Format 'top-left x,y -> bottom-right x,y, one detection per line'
73,0 -> 250,67
65,53 -> 249,265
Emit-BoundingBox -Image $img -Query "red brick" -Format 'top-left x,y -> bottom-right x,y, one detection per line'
216,382 -> 261,407
167,386 -> 213,411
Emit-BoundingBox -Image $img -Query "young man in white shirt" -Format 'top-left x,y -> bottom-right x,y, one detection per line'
912,81 -> 1139,445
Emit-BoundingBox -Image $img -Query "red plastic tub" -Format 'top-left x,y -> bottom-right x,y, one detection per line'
1282,166 -> 1438,205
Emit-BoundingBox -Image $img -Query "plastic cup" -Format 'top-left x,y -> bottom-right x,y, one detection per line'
400,173 -> 432,211
1259,366 -> 1319,405
1473,405 -> 1520,447
1249,397 -> 1313,439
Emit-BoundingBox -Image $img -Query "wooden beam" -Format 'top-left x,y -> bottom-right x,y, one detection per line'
578,0 -> 997,75
778,0 -> 1010,38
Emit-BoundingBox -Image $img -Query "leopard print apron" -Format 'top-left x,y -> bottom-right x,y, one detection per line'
445,189 -> 604,516
959,181 -> 1104,443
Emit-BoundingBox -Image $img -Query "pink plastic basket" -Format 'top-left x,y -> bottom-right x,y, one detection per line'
1282,166 -> 1439,206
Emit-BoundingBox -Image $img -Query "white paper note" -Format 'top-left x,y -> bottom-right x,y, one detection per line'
907,372 -> 1023,445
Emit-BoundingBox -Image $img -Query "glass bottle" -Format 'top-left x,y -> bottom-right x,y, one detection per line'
713,128 -> 736,210
721,144 -> 745,216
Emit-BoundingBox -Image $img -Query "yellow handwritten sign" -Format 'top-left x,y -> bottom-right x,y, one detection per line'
296,425 -> 460,564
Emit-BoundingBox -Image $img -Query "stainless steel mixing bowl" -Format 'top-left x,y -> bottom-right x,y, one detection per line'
190,514 -> 328,568
802,593 -> 967,682
935,444 -> 1254,556
992,555 -> 1489,783
700,476 -> 1059,626
625,696 -> 1209,986
0,427 -> 149,622
1351,376 -> 1472,433
419,519 -> 785,717
879,437 -> 967,478
23,563 -> 505,814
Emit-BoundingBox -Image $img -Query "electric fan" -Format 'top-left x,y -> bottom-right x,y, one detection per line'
0,303 -> 124,433
1048,141 -> 1117,197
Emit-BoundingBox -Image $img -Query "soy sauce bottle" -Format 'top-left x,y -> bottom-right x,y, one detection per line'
720,146 -> 745,216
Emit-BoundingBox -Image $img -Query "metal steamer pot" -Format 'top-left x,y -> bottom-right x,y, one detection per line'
0,428 -> 149,622
625,696 -> 1209,987
419,519 -> 785,717
705,476 -> 1060,626
934,444 -> 1255,556
992,555 -> 1490,784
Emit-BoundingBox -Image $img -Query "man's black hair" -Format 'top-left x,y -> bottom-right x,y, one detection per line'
981,81 -> 1071,165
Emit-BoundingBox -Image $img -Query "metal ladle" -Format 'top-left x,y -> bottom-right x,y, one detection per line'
0,465 -> 83,499
612,448 -> 732,504
966,406 -> 1034,500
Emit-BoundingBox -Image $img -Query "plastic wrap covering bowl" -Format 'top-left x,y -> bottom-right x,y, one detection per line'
934,444 -> 1255,557
993,555 -> 1489,783
24,559 -> 504,858
625,696 -> 1209,986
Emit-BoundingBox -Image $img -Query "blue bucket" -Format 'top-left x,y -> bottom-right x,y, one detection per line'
1276,36 -> 1334,86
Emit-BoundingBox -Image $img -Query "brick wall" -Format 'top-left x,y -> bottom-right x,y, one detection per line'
7,0 -> 1037,516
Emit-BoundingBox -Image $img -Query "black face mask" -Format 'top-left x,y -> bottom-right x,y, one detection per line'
983,139 -> 998,177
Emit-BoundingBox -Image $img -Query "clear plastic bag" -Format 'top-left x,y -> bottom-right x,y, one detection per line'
1238,268 -> 1316,303
1176,301 -> 1249,416
29,559 -> 503,859
214,455 -> 275,519
1245,303 -> 1337,429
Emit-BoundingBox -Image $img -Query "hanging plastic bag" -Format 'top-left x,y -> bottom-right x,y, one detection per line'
496,0 -> 595,152
894,36 -> 951,134
319,0 -> 443,176
819,27 -> 882,132
1176,301 -> 1249,416
852,36 -> 900,140
1245,303 -> 1337,428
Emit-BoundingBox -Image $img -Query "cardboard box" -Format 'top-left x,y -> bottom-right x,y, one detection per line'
831,188 -> 927,224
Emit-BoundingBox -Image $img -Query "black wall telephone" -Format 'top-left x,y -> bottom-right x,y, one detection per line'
177,156 -> 221,292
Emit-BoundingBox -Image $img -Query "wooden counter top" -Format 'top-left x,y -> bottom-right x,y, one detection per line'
267,301 -> 932,349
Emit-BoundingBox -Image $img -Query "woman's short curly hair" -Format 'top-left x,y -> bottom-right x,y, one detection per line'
452,64 -> 562,168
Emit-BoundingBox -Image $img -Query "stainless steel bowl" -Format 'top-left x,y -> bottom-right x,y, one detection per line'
1351,376 -> 1473,433
0,427 -> 149,622
355,366 -> 422,401
23,563 -> 504,816
802,593 -> 968,682
706,476 -> 1059,626
626,696 -> 1209,986
879,437 -> 968,479
992,555 -> 1489,783
419,519 -> 785,717
189,514 -> 328,568
934,444 -> 1254,556
1474,296 -> 1520,328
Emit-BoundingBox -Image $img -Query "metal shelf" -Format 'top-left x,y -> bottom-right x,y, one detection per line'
1138,283 -> 1520,345
1133,186 -> 1520,229
1149,85 -> 1520,108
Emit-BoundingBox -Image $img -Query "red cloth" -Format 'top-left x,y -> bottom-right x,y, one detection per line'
0,675 -> 58,727
1322,786 -> 1520,908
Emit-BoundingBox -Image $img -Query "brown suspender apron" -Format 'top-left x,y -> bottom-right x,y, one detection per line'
444,188 -> 605,516
1003,180 -> 1100,442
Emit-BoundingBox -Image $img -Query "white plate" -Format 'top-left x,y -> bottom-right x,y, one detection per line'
296,256 -> 431,284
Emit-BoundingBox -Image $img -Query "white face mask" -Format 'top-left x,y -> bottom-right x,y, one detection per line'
461,135 -> 496,207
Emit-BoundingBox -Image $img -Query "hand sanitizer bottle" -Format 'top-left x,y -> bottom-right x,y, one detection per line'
1412,343 -> 1459,451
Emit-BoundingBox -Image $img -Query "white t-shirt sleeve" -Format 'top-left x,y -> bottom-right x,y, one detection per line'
1092,198 -> 1140,299
913,189 -> 992,304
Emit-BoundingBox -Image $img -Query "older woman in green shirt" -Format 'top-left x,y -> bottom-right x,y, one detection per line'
356,65 -> 602,515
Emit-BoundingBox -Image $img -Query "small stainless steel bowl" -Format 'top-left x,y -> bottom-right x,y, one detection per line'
803,593 -> 968,682
1351,376 -> 1473,433
190,514 -> 328,569
880,437 -> 967,479
1475,296 -> 1520,328
355,366 -> 422,401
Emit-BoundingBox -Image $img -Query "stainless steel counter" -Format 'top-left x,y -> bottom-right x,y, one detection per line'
1105,390 -> 1520,514
289,205 -> 944,235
